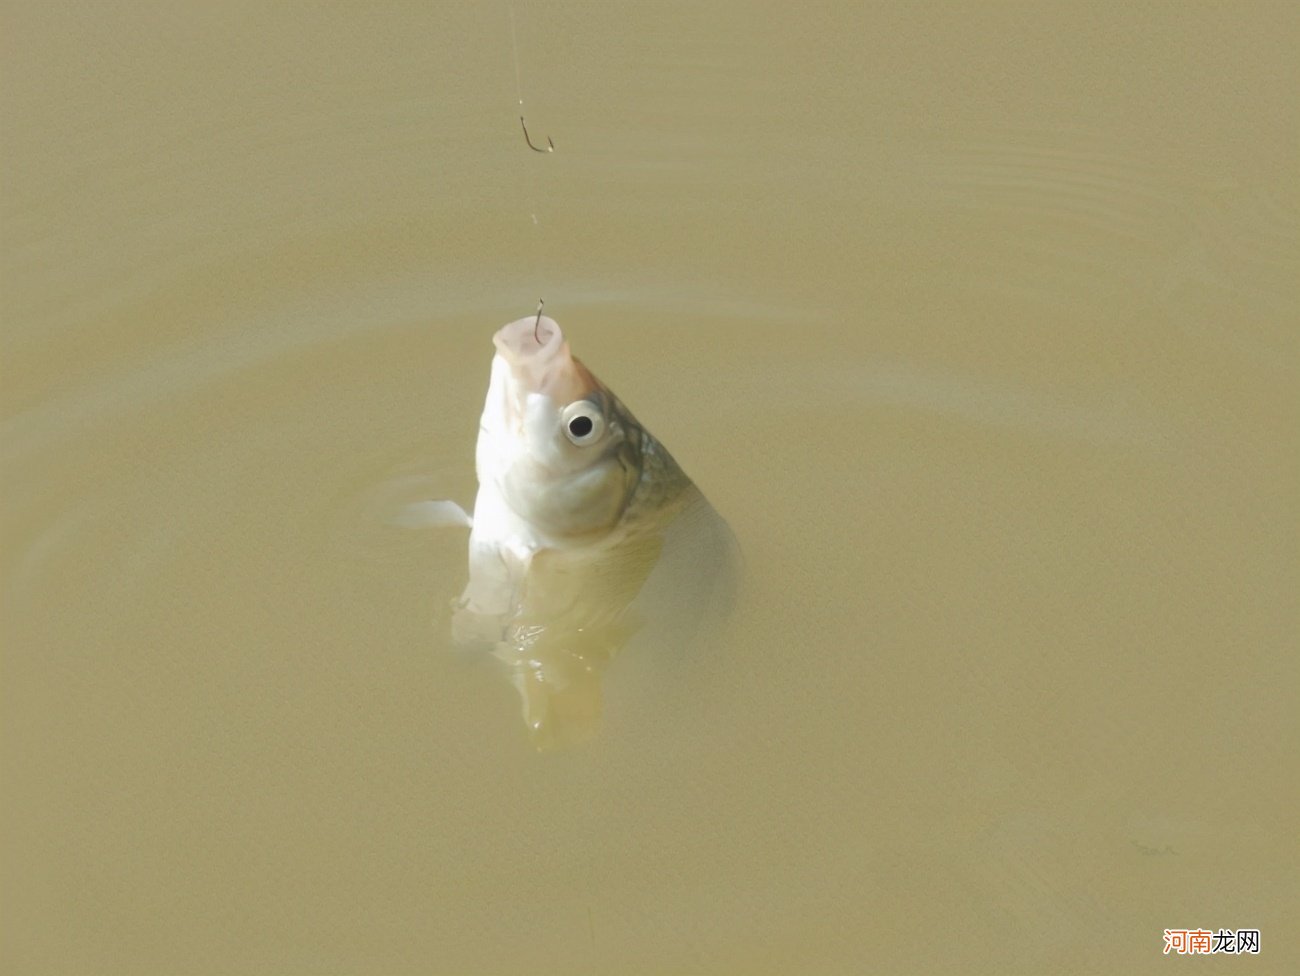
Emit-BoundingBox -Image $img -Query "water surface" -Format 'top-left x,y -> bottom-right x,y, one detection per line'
3,3 -> 1297,973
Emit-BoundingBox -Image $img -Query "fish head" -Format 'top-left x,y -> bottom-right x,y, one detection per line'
477,315 -> 642,541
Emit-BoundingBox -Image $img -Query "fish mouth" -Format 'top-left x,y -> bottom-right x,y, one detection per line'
493,314 -> 564,367
492,315 -> 597,402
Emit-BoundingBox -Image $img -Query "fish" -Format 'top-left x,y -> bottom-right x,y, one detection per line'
448,314 -> 739,748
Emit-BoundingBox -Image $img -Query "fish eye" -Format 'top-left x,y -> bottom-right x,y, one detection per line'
560,401 -> 606,446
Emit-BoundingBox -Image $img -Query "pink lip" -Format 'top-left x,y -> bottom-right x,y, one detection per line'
493,315 -> 564,365
492,315 -> 599,403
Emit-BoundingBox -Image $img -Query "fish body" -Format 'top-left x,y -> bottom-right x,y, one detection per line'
451,315 -> 737,746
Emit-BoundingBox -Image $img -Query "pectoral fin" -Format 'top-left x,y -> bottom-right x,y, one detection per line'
393,499 -> 473,529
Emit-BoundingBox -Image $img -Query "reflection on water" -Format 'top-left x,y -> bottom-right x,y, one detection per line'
3,2 -> 1297,974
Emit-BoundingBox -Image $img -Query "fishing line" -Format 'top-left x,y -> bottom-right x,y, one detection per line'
509,5 -> 553,226
509,5 -> 553,323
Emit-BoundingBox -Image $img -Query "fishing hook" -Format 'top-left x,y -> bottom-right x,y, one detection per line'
520,116 -> 554,153
534,300 -> 545,342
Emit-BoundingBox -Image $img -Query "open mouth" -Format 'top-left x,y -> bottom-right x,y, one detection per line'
492,315 -> 597,404
494,315 -> 563,366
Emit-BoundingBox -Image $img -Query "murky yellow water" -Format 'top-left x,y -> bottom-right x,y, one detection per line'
3,3 -> 1297,973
